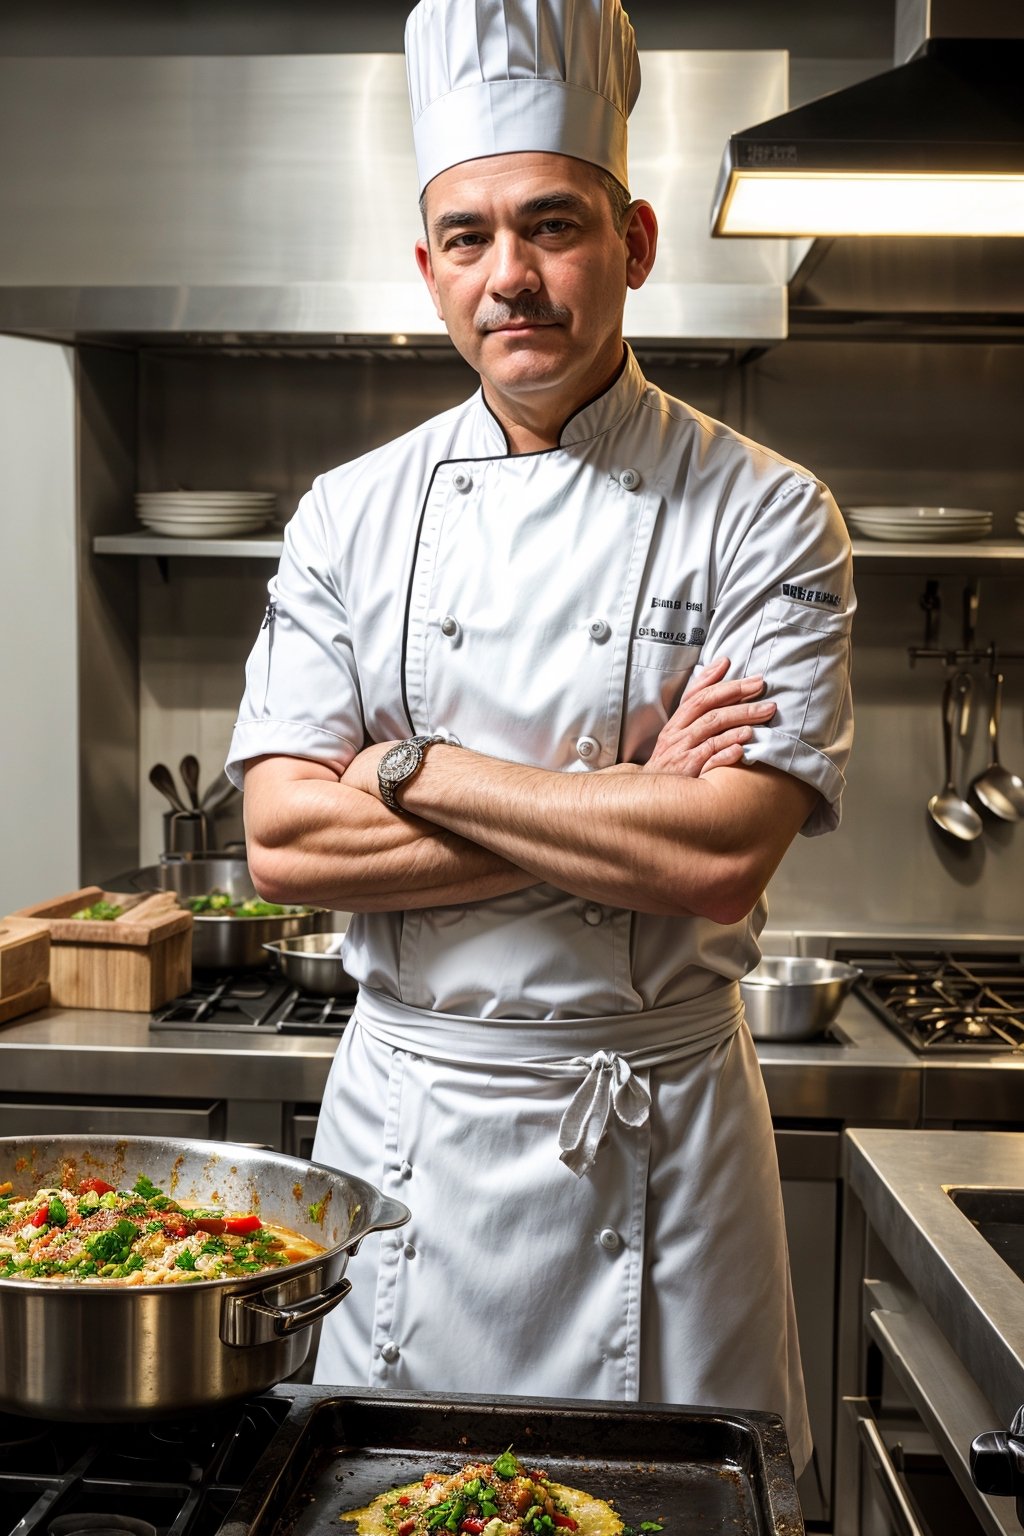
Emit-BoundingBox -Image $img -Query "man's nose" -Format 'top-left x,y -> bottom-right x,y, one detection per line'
488,232 -> 540,296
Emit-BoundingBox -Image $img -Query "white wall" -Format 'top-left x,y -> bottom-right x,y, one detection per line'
0,334 -> 79,913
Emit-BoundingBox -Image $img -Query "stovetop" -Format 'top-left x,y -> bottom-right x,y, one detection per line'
837,946 -> 1024,1054
149,973 -> 353,1036
0,1395 -> 292,1535
0,1384 -> 801,1536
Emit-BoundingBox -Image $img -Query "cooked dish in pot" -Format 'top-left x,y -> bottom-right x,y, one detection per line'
341,1451 -> 630,1536
0,1173 -> 324,1283
185,890 -> 312,918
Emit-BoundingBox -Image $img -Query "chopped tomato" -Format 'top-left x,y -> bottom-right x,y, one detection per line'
162,1219 -> 191,1239
29,1205 -> 49,1227
78,1177 -> 114,1196
398,1497 -> 411,1507
553,1518 -> 578,1530
224,1215 -> 262,1235
397,1520 -> 416,1535
461,1520 -> 487,1533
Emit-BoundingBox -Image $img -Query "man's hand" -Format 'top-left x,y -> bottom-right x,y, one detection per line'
642,657 -> 775,775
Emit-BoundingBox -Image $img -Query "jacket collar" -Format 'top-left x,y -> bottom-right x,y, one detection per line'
475,347 -> 647,455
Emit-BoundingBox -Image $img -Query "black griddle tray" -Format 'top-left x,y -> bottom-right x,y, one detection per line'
218,1386 -> 804,1536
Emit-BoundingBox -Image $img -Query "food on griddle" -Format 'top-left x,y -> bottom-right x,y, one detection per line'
340,1451 -> 627,1536
0,1171 -> 324,1283
185,889 -> 310,918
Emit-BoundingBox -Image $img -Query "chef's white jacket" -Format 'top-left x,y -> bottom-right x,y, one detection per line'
226,349 -> 854,1472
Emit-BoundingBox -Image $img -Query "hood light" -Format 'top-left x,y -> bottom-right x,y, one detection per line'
716,171 -> 1024,238
711,39 -> 1024,238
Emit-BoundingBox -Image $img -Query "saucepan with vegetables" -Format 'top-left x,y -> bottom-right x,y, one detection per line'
109,857 -> 330,968
0,1134 -> 409,1420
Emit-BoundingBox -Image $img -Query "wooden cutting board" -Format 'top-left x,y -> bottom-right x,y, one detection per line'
0,916 -> 51,1025
12,887 -> 192,1010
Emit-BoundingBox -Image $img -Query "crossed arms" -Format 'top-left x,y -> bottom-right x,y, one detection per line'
242,657 -> 818,924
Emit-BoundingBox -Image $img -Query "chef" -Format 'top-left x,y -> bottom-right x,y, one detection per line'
226,0 -> 855,1476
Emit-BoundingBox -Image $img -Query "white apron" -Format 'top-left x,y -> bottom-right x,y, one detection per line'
311,983 -> 812,1475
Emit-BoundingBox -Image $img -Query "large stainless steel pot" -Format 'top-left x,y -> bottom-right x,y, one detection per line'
0,1135 -> 409,1420
113,858 -> 328,969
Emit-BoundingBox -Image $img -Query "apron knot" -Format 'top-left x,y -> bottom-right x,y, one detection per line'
558,1049 -> 651,1179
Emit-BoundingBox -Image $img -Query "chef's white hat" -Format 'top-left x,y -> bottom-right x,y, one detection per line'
405,0 -> 640,194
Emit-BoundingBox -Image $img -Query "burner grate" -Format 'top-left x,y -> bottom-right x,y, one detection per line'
149,974 -> 351,1036
0,1397 -> 292,1536
841,949 -> 1024,1053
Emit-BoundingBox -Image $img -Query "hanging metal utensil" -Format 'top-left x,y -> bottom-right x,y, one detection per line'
970,672 -> 1024,821
927,675 -> 982,841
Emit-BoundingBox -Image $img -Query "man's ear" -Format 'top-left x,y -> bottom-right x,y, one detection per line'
415,238 -> 445,321
623,201 -> 658,290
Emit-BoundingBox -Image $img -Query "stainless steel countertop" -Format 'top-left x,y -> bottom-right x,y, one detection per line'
845,1127 -> 1024,1426
1,989 -> 1020,1122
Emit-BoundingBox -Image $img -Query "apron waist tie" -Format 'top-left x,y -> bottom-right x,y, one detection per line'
354,985 -> 745,1178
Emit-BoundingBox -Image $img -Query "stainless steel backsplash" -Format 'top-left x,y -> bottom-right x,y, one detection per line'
131,339 -> 1024,933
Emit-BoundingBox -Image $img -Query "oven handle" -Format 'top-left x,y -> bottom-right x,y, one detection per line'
848,1398 -> 929,1536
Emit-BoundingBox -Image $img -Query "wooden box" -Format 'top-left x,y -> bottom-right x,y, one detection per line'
13,886 -> 192,1011
0,915 -> 51,1025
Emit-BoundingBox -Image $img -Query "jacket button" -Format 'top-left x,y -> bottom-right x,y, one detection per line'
380,1340 -> 401,1363
404,1243 -> 416,1259
599,1228 -> 621,1251
587,618 -> 611,642
583,904 -> 603,927
440,615 -> 460,639
576,735 -> 600,761
452,469 -> 473,492
400,1160 -> 413,1179
619,468 -> 641,491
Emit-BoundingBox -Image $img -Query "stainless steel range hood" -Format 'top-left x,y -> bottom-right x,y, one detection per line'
0,50 -> 791,353
711,0 -> 1024,238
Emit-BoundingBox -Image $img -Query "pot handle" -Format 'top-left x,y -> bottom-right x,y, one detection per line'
221,1276 -> 352,1347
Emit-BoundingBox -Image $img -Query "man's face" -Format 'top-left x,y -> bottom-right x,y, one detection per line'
415,152 -> 654,425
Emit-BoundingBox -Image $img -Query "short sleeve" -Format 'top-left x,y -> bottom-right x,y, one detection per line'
695,475 -> 855,836
225,479 -> 365,786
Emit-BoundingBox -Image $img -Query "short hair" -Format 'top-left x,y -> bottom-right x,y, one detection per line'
419,162 -> 634,237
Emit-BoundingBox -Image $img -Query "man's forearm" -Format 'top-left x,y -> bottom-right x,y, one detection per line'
394,746 -> 816,921
244,760 -> 537,911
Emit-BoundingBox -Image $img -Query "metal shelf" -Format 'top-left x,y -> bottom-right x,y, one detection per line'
850,537 -> 1024,573
93,531 -> 1024,569
93,531 -> 284,559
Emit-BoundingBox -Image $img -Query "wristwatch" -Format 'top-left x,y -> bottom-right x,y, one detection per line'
377,733 -> 448,812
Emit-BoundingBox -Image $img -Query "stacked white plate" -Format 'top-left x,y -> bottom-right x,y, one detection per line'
844,506 -> 993,543
1015,511 -> 1024,539
135,491 -> 277,538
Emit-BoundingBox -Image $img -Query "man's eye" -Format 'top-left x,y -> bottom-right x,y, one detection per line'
536,220 -> 572,235
446,233 -> 485,249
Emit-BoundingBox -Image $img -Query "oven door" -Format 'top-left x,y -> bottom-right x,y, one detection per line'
846,1281 -> 1021,1536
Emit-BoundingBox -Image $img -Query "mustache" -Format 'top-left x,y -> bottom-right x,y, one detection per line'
477,299 -> 570,333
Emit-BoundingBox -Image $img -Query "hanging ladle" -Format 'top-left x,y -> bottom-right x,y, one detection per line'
970,671 -> 1024,821
928,673 -> 982,841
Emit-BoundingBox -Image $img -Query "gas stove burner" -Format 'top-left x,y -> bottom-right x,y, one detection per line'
150,971 -> 352,1034
49,1519 -> 157,1536
839,947 -> 1024,1054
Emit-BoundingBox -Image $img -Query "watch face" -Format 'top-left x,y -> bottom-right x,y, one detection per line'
379,740 -> 423,785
